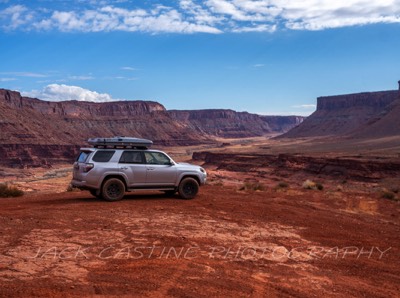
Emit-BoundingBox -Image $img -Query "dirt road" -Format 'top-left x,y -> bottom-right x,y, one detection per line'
0,185 -> 399,297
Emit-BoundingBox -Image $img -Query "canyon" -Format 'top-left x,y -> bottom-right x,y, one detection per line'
0,89 -> 303,167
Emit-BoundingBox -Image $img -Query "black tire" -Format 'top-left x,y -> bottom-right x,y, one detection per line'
102,178 -> 125,202
164,190 -> 176,197
178,178 -> 199,200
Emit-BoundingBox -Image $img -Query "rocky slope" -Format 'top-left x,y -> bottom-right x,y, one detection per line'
282,83 -> 400,138
168,109 -> 303,138
0,89 -> 302,167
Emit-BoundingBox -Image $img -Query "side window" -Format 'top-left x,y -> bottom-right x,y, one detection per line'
119,151 -> 144,164
144,152 -> 171,165
77,151 -> 90,163
92,150 -> 115,162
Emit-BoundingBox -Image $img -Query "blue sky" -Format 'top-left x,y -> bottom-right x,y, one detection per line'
0,1 -> 400,115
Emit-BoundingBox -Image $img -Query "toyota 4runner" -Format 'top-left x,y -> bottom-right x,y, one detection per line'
71,137 -> 207,201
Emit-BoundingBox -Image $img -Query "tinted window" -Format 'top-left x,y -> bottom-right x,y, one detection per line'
144,152 -> 171,165
92,150 -> 115,162
119,151 -> 144,164
77,151 -> 90,163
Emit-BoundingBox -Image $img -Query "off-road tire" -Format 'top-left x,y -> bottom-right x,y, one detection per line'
178,178 -> 199,200
102,178 -> 125,202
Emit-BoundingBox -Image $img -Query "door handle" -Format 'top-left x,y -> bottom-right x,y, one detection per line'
120,167 -> 128,170
147,167 -> 155,171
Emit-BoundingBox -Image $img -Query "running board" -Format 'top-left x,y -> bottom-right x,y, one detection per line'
127,187 -> 175,192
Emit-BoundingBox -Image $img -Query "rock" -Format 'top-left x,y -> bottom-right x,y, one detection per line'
281,83 -> 400,138
196,151 -> 400,181
168,109 -> 304,138
0,89 -> 302,167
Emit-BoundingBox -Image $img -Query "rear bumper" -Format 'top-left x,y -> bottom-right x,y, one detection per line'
71,179 -> 97,190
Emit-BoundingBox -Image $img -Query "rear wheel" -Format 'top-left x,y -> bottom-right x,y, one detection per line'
178,178 -> 199,200
102,178 -> 125,201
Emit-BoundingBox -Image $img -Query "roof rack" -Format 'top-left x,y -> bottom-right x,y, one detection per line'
88,137 -> 153,149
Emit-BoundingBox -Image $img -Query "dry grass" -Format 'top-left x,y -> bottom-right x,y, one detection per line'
302,180 -> 323,191
277,181 -> 289,188
0,183 -> 24,198
239,182 -> 265,191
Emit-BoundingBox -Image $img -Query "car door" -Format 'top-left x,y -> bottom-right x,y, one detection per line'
144,152 -> 177,186
119,150 -> 147,187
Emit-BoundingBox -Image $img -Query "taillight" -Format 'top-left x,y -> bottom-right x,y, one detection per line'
83,163 -> 94,172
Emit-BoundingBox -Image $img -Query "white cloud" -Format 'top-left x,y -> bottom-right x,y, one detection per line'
120,66 -> 136,71
109,76 -> 138,81
179,0 -> 224,25
68,75 -> 95,80
232,24 -> 276,32
22,84 -> 118,102
252,63 -> 265,68
1,1 -> 400,33
0,77 -> 16,82
31,4 -> 221,34
0,5 -> 34,30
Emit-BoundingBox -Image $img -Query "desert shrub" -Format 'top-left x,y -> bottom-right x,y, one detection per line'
381,190 -> 396,201
302,180 -> 316,190
381,178 -> 400,194
239,182 -> 265,191
336,185 -> 344,192
302,180 -> 324,191
316,183 -> 324,191
277,181 -> 289,188
0,183 -> 24,198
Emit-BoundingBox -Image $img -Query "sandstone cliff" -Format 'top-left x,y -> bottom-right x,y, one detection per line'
0,89 -> 302,167
0,89 -> 205,146
282,86 -> 400,138
168,109 -> 304,138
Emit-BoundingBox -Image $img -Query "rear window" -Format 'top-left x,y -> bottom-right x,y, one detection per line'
92,150 -> 115,162
77,151 -> 91,163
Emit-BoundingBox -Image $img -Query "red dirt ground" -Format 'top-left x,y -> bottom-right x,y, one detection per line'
0,184 -> 399,297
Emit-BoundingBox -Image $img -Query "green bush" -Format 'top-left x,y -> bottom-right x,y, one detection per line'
239,182 -> 265,191
0,183 -> 24,198
277,181 -> 289,188
382,190 -> 396,201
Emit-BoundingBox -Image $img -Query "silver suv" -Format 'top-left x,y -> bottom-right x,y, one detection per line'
71,137 -> 207,201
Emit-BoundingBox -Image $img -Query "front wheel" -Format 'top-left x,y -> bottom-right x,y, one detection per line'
178,178 -> 199,200
102,178 -> 125,202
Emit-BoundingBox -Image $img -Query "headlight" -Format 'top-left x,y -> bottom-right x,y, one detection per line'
200,167 -> 206,174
